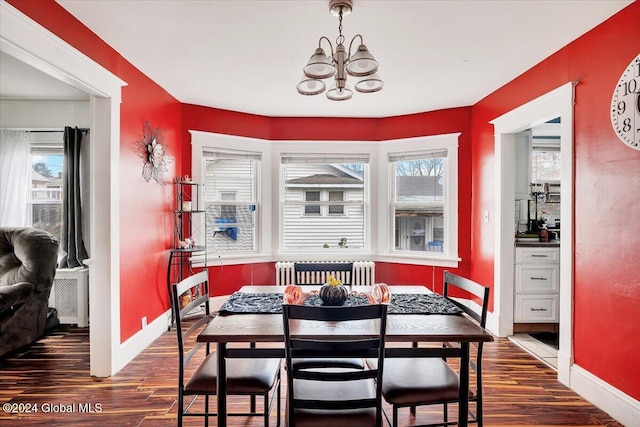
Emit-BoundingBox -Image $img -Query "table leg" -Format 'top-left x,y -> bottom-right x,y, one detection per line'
217,342 -> 227,427
458,342 -> 470,427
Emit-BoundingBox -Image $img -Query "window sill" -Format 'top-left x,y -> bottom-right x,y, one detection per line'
190,251 -> 460,268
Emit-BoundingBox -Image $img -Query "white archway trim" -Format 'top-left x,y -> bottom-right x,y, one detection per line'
1,1 -> 126,376
490,81 -> 576,385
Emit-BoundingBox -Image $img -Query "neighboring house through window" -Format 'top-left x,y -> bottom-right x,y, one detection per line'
29,133 -> 64,242
390,150 -> 447,253
281,156 -> 367,250
203,149 -> 259,254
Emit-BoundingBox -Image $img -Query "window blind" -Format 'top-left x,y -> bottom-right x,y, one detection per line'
202,148 -> 261,161
281,154 -> 370,164
388,149 -> 448,162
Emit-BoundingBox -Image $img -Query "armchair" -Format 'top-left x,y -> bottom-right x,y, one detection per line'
0,227 -> 59,357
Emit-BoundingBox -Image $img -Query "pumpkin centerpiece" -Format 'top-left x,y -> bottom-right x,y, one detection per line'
319,275 -> 349,306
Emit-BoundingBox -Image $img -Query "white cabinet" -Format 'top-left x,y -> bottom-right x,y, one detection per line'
514,130 -> 532,200
514,246 -> 559,323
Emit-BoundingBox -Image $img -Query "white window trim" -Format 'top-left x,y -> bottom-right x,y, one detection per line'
190,132 -> 460,267
190,131 -> 272,265
276,141 -> 372,257
375,134 -> 460,267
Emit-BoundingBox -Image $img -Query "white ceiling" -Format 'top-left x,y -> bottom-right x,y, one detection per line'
0,51 -> 89,101
2,1 -> 632,117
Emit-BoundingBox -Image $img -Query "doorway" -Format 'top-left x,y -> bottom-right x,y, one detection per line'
1,2 -> 124,376
490,82 -> 575,386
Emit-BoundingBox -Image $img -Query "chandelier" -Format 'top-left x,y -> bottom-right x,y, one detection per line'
297,0 -> 383,101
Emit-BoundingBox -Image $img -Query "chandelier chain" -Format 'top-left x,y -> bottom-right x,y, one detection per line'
337,8 -> 345,45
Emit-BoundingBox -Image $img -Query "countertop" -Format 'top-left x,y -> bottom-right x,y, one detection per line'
515,240 -> 560,247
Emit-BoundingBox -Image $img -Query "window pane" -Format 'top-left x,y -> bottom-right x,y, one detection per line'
394,206 -> 444,252
31,151 -> 63,240
304,191 -> 321,216
395,159 -> 445,203
328,190 -> 344,215
392,154 -> 446,254
32,203 -> 63,241
532,149 -> 561,182
204,157 -> 257,253
282,161 -> 366,250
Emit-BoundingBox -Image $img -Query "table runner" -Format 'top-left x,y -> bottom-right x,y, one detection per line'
218,292 -> 462,316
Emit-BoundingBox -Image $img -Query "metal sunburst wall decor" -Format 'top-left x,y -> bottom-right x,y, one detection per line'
134,121 -> 173,185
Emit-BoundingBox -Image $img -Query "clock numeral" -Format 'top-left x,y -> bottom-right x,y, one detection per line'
617,100 -> 626,115
622,118 -> 632,133
636,93 -> 640,115
623,79 -> 638,96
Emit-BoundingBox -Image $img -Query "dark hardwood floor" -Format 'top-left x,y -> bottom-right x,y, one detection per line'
0,325 -> 623,426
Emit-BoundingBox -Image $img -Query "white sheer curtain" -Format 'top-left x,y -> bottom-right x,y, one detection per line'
0,130 -> 30,226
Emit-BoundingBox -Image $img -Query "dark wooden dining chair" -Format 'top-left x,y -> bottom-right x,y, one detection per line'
291,261 -> 365,370
378,271 -> 490,427
282,303 -> 388,427
172,271 -> 281,427
293,261 -> 354,286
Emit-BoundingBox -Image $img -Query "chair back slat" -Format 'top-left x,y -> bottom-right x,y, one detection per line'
171,271 -> 211,373
443,270 -> 489,327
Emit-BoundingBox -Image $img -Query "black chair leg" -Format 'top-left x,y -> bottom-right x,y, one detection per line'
410,404 -> 416,416
177,393 -> 183,427
277,370 -> 282,427
393,405 -> 399,427
204,395 -> 209,427
443,402 -> 448,425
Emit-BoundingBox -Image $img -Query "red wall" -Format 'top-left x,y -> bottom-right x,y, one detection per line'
8,0 -> 183,342
470,2 -> 640,399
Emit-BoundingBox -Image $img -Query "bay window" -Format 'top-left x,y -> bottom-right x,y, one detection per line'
192,131 -> 459,265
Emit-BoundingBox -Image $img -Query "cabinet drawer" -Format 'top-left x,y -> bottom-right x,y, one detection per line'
515,247 -> 559,264
515,265 -> 559,293
514,295 -> 559,322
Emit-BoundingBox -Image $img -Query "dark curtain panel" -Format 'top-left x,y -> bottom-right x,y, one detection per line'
59,126 -> 88,268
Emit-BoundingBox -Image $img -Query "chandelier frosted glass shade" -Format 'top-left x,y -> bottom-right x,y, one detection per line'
355,73 -> 383,93
296,0 -> 382,101
345,44 -> 379,76
326,83 -> 353,101
302,48 -> 336,79
297,76 -> 327,95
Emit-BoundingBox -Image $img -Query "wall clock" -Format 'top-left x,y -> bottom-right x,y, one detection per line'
610,53 -> 640,150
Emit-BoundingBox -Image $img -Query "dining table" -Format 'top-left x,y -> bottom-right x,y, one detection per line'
197,285 -> 494,427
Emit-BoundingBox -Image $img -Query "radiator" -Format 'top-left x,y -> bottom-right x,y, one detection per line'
49,267 -> 89,327
275,261 -> 375,286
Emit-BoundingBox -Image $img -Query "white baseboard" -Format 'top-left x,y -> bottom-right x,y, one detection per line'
570,364 -> 640,427
115,309 -> 171,374
486,311 -> 638,425
114,296 -> 231,374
